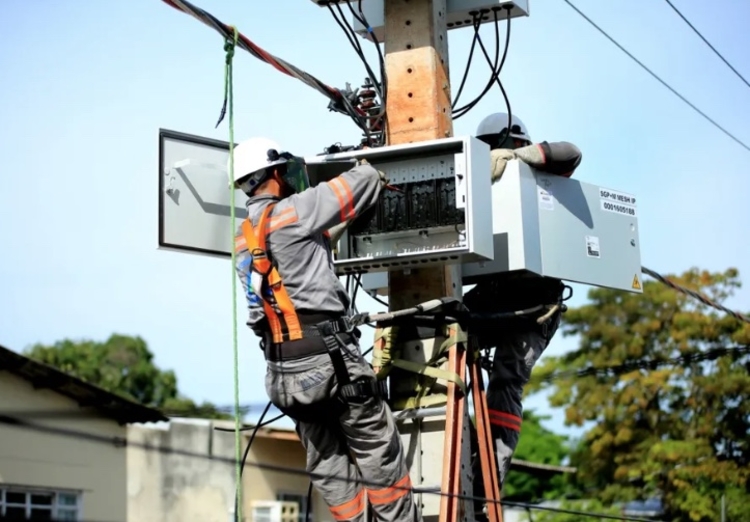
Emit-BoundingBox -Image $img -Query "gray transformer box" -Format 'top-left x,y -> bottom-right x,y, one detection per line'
304,136 -> 495,274
360,159 -> 644,295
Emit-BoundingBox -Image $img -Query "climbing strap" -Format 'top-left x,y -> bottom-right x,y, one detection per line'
373,321 -> 469,410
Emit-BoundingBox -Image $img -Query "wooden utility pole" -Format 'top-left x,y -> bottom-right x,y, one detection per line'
380,3 -> 494,522
384,0 -> 462,308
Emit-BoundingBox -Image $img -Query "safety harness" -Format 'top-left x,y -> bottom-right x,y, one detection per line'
237,202 -> 386,403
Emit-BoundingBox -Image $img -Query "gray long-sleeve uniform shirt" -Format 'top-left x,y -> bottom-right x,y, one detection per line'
234,163 -> 383,338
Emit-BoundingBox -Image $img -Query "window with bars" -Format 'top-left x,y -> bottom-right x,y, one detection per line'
0,487 -> 81,521
276,493 -> 312,522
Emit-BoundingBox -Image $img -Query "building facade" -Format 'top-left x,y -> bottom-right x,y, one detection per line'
0,344 -> 167,521
127,418 -> 326,522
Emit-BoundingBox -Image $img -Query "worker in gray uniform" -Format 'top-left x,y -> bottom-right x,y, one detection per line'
232,136 -> 421,522
464,112 -> 582,499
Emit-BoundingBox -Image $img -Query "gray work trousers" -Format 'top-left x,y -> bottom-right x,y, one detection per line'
265,342 -> 422,522
469,309 -> 562,517
485,309 -> 561,485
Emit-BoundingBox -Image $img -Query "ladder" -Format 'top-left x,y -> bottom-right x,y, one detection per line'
371,299 -> 503,522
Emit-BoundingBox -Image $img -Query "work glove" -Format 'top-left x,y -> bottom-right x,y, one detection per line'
358,157 -> 389,187
489,148 -> 518,183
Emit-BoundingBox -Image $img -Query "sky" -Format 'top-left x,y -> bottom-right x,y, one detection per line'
1,0 -> 749,438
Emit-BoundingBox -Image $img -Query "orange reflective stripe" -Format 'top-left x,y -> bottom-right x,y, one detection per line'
240,203 -> 303,344
329,490 -> 365,521
333,177 -> 355,220
328,177 -> 355,221
366,473 -> 412,505
267,214 -> 298,233
266,207 -> 298,234
488,409 -> 522,432
234,235 -> 247,253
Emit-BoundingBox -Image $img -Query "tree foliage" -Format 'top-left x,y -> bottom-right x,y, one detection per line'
503,410 -> 573,502
25,334 -> 233,419
528,268 -> 750,521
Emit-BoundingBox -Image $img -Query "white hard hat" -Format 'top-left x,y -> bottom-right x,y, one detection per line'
475,112 -> 531,143
231,136 -> 286,192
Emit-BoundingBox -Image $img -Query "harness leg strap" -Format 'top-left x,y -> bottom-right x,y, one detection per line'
318,322 -> 387,401
319,325 -> 353,388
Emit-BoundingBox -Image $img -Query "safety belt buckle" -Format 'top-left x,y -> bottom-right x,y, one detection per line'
340,379 -> 388,401
317,321 -> 335,336
336,316 -> 356,334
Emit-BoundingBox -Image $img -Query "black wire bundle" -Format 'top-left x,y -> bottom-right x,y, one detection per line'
161,0 -> 374,139
326,1 -> 388,147
452,7 -> 514,138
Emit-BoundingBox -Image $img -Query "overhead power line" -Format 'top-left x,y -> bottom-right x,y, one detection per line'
539,344 -> 750,382
0,415 -> 663,522
561,0 -> 750,154
160,0 -> 373,136
663,0 -> 750,90
641,266 -> 750,324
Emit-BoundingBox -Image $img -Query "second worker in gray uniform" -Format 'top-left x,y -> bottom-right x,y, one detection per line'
231,136 -> 422,522
465,112 -> 582,507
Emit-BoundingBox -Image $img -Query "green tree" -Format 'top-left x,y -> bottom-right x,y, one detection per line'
25,334 -> 233,419
525,498 -> 622,522
503,409 -> 573,502
528,268 -> 750,521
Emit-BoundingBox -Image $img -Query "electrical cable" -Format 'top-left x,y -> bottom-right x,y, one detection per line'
641,266 -> 750,324
0,414 -> 665,522
305,481 -> 313,522
328,3 -> 383,101
453,8 -> 512,120
232,401 -> 272,522
353,273 -> 389,309
161,0 -> 371,135
663,0 -> 750,90
451,16 -> 482,110
327,1 -> 388,147
7,339 -> 746,422
453,9 -> 505,117
347,0 -> 389,146
450,9 -> 514,151
562,0 -> 750,153
538,344 -> 750,382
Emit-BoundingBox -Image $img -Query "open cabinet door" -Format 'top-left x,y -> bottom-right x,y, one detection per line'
158,128 -> 243,258
157,128 -> 361,259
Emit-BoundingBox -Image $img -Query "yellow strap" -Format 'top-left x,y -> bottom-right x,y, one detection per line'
392,393 -> 449,411
390,359 -> 467,394
383,321 -> 469,412
372,325 -> 399,379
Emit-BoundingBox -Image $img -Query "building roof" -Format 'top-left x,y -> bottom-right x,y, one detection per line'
0,344 -> 169,425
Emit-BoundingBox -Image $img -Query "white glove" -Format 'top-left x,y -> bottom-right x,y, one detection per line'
489,148 -> 518,183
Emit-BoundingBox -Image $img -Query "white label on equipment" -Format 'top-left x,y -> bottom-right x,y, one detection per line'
599,187 -> 637,205
537,187 -> 554,210
600,199 -> 637,217
586,235 -> 600,258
